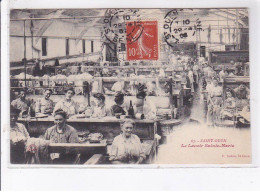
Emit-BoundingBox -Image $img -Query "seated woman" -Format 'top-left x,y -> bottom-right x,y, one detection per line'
109,119 -> 146,164
234,84 -> 250,100
234,84 -> 250,110
11,89 -> 31,117
146,81 -> 157,96
87,93 -> 109,118
35,89 -> 54,115
218,66 -> 228,83
207,77 -> 223,126
239,105 -> 250,124
10,106 -> 30,164
220,89 -> 236,120
207,66 -> 217,81
110,92 -> 126,116
44,109 -> 80,164
134,86 -> 157,119
53,87 -> 78,118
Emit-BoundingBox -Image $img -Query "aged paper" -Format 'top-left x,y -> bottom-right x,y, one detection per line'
8,8 -> 251,166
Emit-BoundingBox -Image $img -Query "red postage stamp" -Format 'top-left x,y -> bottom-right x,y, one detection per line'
126,21 -> 158,60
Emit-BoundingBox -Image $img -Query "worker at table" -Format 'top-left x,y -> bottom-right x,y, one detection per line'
134,85 -> 157,119
220,89 -> 236,120
207,66 -> 217,81
44,109 -> 80,164
202,63 -> 210,77
10,106 -> 30,164
234,84 -> 250,109
146,81 -> 157,96
219,66 -> 228,83
234,84 -> 250,100
109,119 -> 146,164
35,89 -> 54,115
88,93 -> 109,118
11,89 -> 31,117
53,87 -> 78,118
110,92 -> 126,116
239,105 -> 250,124
207,77 -> 223,126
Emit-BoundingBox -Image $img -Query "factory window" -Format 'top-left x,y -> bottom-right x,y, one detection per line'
42,38 -> 47,56
66,38 -> 70,56
82,39 -> 86,54
91,40 -> 94,53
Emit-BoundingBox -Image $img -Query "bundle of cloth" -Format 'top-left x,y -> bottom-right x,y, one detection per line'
25,138 -> 50,164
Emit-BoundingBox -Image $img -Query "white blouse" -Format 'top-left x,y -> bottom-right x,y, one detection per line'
10,123 -> 30,143
109,134 -> 146,163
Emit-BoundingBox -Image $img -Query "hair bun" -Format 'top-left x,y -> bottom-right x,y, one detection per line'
54,109 -> 67,119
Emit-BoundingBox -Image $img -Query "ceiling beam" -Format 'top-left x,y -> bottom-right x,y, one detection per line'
218,9 -> 239,18
75,12 -> 105,45
34,10 -> 66,43
210,11 -> 247,27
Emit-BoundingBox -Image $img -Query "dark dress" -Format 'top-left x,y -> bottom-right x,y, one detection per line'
110,104 -> 126,116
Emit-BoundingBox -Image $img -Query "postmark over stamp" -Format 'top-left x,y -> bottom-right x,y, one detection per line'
126,21 -> 158,60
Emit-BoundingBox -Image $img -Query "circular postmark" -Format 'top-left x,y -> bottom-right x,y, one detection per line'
103,9 -> 142,46
163,9 -> 203,47
126,21 -> 144,44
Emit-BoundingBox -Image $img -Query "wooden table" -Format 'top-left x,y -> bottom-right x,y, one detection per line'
48,142 -> 107,154
18,116 -> 158,164
18,116 -> 156,140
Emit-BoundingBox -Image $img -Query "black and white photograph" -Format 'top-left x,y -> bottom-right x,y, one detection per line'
8,7 -> 251,166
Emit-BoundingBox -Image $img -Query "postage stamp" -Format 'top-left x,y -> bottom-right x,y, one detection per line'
126,21 -> 158,60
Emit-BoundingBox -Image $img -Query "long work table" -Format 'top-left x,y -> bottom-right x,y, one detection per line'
48,142 -> 107,155
18,116 -> 157,140
18,116 -> 158,164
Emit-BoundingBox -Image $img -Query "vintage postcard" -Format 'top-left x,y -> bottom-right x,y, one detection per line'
8,8 -> 251,166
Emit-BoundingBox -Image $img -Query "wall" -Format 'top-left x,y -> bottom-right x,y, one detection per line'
10,10 -> 248,64
10,19 -> 103,63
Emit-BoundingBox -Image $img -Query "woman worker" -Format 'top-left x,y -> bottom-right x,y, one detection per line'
11,89 -> 31,117
134,86 -> 157,119
109,119 -> 146,164
220,89 -> 236,120
239,105 -> 250,125
53,87 -> 78,118
207,77 -> 223,126
233,83 -> 250,110
87,93 -> 109,118
110,92 -> 126,116
35,88 -> 54,115
10,106 -> 30,164
44,109 -> 80,164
